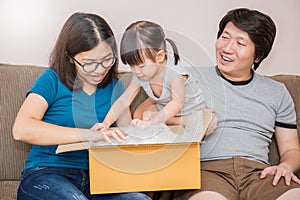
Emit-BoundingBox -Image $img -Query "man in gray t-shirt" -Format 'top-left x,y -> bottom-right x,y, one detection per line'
120,8 -> 300,200
173,8 -> 300,200
191,66 -> 296,165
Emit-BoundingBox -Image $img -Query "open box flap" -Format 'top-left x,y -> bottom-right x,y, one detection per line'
56,110 -> 214,154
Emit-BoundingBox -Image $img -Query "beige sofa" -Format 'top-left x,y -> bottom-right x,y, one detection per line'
1,63 -> 300,199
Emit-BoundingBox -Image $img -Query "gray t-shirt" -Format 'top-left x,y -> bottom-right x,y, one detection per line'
189,66 -> 296,164
133,65 -> 205,116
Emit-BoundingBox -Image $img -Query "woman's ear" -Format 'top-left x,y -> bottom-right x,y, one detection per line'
156,50 -> 166,63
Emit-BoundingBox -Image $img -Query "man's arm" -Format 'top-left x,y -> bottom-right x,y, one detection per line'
260,126 -> 300,186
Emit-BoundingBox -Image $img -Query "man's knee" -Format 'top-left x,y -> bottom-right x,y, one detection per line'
189,191 -> 227,200
277,188 -> 300,200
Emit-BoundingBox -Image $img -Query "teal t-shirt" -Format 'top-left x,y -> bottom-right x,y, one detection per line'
23,69 -> 124,172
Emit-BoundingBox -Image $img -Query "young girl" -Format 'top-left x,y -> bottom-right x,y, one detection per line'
100,20 -> 205,130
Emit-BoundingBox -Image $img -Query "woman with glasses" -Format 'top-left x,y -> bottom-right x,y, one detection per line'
12,12 -> 151,200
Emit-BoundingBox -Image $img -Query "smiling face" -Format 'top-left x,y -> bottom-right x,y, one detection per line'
74,42 -> 114,93
216,22 -> 258,81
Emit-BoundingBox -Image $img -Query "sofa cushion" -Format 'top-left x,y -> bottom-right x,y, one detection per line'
0,64 -> 46,181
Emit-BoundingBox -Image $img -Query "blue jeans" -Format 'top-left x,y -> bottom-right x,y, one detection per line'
17,167 -> 151,200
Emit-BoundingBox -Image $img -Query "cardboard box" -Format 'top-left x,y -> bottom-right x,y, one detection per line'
56,110 -> 214,194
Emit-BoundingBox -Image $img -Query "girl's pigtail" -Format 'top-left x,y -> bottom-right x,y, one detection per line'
165,38 -> 180,65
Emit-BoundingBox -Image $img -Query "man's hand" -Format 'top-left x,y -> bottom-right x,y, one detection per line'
260,164 -> 300,186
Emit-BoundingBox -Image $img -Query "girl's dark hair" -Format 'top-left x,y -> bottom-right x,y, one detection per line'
49,12 -> 119,90
120,21 -> 180,66
217,8 -> 276,70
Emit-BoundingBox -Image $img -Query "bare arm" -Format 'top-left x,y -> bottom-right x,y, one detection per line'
260,126 -> 300,185
133,97 -> 187,125
133,98 -> 156,119
12,93 -> 126,145
276,126 -> 300,172
103,78 -> 140,127
116,107 -> 132,127
133,97 -> 218,135
150,75 -> 185,124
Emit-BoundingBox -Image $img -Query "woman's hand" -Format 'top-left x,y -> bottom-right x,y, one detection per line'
83,125 -> 127,143
260,163 -> 300,186
100,128 -> 128,143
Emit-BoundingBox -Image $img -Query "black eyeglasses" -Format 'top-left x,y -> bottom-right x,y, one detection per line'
66,52 -> 116,73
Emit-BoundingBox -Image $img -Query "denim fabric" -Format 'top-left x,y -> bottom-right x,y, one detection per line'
17,167 -> 151,200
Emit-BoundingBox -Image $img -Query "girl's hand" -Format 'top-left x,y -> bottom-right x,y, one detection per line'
260,164 -> 300,186
204,108 -> 218,136
91,123 -> 109,131
142,110 -> 157,121
131,119 -> 151,128
206,114 -> 218,136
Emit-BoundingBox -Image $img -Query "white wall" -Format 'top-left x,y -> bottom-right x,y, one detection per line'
0,0 -> 299,75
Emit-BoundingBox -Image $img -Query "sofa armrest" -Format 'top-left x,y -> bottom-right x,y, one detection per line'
267,74 -> 300,178
0,64 -> 46,181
